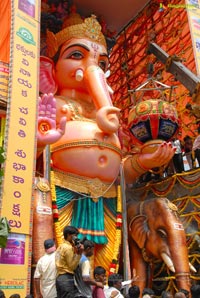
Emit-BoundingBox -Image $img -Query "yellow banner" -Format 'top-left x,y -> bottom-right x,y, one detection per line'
0,0 -> 40,296
186,0 -> 200,74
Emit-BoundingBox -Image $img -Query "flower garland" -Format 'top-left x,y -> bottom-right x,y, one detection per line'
50,170 -> 62,245
109,184 -> 122,275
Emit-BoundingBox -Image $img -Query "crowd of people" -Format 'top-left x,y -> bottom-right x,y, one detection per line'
137,129 -> 200,184
1,225 -> 198,298
169,130 -> 200,174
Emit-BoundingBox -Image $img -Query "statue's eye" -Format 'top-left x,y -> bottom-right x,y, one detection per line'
99,60 -> 108,72
157,229 -> 167,239
68,51 -> 83,60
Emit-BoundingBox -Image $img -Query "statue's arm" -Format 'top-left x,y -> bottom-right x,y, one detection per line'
124,142 -> 175,184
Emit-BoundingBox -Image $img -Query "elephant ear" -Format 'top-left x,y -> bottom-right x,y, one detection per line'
129,215 -> 148,249
39,56 -> 57,94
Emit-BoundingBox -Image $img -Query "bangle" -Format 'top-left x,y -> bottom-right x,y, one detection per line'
136,155 -> 149,171
131,155 -> 147,174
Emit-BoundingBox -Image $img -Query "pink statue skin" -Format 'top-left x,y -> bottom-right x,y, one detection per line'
37,37 -> 175,184
35,15 -> 177,286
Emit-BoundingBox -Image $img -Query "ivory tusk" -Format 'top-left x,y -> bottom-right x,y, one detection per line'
75,69 -> 84,81
189,262 -> 197,273
161,252 -> 175,273
107,84 -> 114,94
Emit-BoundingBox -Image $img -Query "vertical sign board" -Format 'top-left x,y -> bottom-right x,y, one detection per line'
0,0 -> 40,296
186,0 -> 200,75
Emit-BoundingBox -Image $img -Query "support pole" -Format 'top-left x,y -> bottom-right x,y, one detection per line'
120,163 -> 131,294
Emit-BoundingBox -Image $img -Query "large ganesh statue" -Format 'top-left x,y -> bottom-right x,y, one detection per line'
34,10 -> 175,274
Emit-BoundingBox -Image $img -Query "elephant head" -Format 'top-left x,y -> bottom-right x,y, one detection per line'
127,197 -> 196,296
39,36 -> 120,134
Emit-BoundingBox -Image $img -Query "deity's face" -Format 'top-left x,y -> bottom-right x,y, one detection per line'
54,37 -> 109,95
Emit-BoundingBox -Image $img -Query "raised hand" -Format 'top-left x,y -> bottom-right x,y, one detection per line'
37,93 -> 66,148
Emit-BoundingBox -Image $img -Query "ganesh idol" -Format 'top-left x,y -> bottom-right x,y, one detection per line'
36,10 -> 175,270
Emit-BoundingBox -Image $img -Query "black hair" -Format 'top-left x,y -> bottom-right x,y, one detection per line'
0,290 -> 5,298
9,295 -> 21,298
94,266 -> 106,276
108,273 -> 123,287
128,285 -> 140,298
179,288 -> 189,297
183,135 -> 192,142
142,288 -> 155,295
63,225 -> 79,239
191,284 -> 200,298
83,239 -> 94,250
161,291 -> 172,298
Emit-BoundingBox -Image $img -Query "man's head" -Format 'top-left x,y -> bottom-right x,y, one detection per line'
128,285 -> 140,298
83,239 -> 94,257
142,288 -> 155,297
161,291 -> 173,298
63,225 -> 79,242
94,266 -> 106,285
191,284 -> 200,298
44,239 -> 56,254
179,288 -> 189,298
174,293 -> 186,298
108,273 -> 123,290
0,290 -> 5,298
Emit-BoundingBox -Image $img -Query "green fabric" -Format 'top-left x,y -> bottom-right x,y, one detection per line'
71,196 -> 107,244
0,217 -> 11,248
56,186 -> 116,244
56,186 -> 76,209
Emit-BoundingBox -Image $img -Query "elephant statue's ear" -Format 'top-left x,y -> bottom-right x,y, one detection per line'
129,215 -> 148,249
39,56 -> 57,95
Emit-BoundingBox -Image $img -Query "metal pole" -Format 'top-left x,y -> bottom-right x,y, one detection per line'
120,163 -> 131,294
43,145 -> 51,181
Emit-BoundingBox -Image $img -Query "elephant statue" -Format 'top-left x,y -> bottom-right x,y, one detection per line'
35,8 -> 175,271
127,197 -> 196,296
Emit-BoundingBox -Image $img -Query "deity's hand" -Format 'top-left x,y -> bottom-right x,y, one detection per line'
37,93 -> 66,148
124,142 -> 176,184
137,141 -> 175,170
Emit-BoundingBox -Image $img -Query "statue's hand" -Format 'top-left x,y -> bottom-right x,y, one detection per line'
37,93 -> 66,148
138,141 -> 175,169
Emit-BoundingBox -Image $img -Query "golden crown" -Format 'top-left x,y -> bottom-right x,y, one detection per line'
46,13 -> 107,58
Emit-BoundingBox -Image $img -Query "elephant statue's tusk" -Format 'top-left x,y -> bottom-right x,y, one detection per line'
107,83 -> 114,94
189,262 -> 197,273
75,69 -> 84,81
161,252 -> 175,273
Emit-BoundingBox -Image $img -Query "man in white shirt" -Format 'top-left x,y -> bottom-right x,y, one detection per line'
34,239 -> 57,298
75,239 -> 104,297
104,274 -> 124,298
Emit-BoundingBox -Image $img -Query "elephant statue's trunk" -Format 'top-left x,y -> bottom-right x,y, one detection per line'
166,220 -> 191,293
84,65 -> 120,134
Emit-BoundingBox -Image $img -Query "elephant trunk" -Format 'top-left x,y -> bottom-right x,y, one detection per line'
84,65 -> 120,133
168,231 -> 191,292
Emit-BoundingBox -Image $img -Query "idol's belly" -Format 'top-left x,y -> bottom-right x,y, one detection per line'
51,121 -> 122,182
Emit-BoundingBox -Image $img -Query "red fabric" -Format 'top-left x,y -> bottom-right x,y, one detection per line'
92,286 -> 106,298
